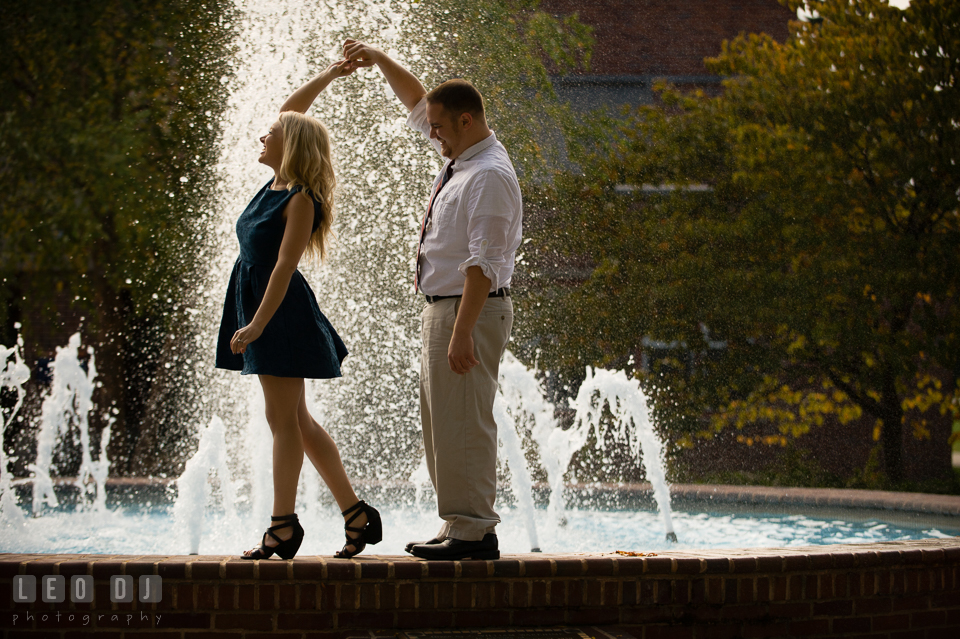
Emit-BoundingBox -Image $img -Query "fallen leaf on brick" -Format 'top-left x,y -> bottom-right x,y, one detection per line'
615,550 -> 658,557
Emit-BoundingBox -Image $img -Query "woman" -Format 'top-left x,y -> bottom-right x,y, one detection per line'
215,60 -> 380,560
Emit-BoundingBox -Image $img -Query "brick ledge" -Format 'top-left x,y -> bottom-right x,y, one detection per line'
2,537 -> 959,580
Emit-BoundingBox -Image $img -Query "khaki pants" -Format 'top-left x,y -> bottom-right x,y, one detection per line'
420,295 -> 513,541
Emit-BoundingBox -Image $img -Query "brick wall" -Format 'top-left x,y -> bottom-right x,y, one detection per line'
539,0 -> 794,77
3,538 -> 959,637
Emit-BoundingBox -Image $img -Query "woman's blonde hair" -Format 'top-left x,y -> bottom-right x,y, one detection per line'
278,111 -> 336,262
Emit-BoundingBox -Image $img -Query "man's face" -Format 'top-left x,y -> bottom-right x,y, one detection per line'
426,102 -> 465,159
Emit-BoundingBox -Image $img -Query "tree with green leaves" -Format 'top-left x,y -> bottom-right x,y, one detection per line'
0,0 -> 234,471
523,0 -> 959,485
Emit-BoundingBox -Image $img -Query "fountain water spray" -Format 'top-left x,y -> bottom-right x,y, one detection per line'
498,352 -> 677,543
174,0 -> 428,547
27,333 -> 110,516
570,367 -> 677,542
498,353 -> 567,524
494,394 -> 541,551
402,351 -> 678,552
0,327 -> 30,523
192,0 -> 433,490
173,415 -> 242,555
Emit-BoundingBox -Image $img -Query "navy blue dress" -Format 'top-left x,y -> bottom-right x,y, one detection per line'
215,180 -> 348,378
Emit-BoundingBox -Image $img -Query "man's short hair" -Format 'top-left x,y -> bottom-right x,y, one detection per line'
426,79 -> 485,119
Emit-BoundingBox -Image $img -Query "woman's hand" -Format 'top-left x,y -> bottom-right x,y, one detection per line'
327,58 -> 360,78
231,323 -> 264,355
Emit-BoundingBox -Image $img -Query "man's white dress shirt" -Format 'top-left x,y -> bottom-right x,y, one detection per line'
407,96 -> 523,297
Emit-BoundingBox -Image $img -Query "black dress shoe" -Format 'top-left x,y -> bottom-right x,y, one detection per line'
411,533 -> 499,560
405,537 -> 442,554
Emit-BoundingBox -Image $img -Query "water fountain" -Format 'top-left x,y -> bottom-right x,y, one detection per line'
5,326 -> 957,556
495,352 -> 676,545
171,415 -> 241,555
0,328 -> 29,525
0,0 -> 586,554
27,333 -> 110,517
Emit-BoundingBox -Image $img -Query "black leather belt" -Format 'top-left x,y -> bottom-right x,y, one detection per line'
424,288 -> 510,304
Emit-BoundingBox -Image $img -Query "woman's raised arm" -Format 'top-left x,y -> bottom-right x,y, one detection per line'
280,59 -> 356,114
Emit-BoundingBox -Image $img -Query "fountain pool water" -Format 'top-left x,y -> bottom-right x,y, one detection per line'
4,499 -> 957,556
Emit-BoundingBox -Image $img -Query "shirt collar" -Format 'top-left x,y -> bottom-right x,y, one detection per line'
456,131 -> 497,164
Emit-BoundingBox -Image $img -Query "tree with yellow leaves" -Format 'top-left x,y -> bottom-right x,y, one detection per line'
524,0 -> 959,485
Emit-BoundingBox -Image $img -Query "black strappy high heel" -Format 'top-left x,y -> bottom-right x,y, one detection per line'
334,500 -> 382,559
242,513 -> 304,560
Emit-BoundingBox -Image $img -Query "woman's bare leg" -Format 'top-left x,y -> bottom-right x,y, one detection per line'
297,391 -> 367,551
243,374 -> 304,554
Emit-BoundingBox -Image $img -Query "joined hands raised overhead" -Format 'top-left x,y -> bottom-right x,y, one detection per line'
342,39 -> 384,68
340,38 -> 427,111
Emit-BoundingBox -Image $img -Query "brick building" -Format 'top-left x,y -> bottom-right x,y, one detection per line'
541,0 -> 794,110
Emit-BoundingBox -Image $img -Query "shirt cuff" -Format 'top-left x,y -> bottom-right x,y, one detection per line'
405,96 -> 428,133
459,240 -> 502,290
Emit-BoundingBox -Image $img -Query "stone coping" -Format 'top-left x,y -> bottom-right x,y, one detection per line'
21,478 -> 960,517
3,537 -> 959,579
665,484 -> 960,516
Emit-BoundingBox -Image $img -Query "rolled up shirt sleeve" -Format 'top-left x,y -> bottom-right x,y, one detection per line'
457,169 -> 522,291
406,96 -> 443,156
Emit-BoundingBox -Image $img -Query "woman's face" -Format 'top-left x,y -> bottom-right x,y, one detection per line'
259,120 -> 284,169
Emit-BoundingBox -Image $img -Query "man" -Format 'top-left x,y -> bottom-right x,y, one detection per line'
343,40 -> 522,560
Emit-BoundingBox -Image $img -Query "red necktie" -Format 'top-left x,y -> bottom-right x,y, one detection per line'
414,160 -> 455,292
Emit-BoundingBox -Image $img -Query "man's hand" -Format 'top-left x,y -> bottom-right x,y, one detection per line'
447,266 -> 491,374
448,332 -> 479,375
342,39 -> 382,67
